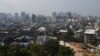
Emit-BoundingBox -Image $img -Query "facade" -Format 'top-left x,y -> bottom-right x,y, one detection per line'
84,29 -> 96,44
37,15 -> 47,26
32,14 -> 36,23
36,35 -> 57,45
66,12 -> 72,19
74,29 -> 83,38
14,13 -> 18,21
57,30 -> 68,40
21,12 -> 26,21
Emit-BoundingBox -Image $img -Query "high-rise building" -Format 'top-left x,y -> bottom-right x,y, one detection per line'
6,13 -> 13,19
14,13 -> 18,21
58,12 -> 65,17
66,12 -> 72,19
0,13 -> 7,24
32,14 -> 36,23
55,12 -> 66,23
25,14 -> 30,21
21,12 -> 26,21
21,12 -> 26,17
52,12 -> 57,17
37,15 -> 46,26
52,12 -> 57,23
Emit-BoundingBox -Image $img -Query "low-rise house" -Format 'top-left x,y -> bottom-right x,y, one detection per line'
74,29 -> 83,38
15,36 -> 34,47
0,40 -> 4,46
37,27 -> 46,32
36,27 -> 47,35
36,35 -> 57,45
59,41 -> 65,46
57,30 -> 68,40
95,29 -> 100,46
74,29 -> 84,43
84,29 -> 96,44
96,29 -> 100,39
36,35 -> 47,45
19,37 -> 29,47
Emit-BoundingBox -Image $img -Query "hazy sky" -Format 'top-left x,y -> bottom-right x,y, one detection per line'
0,0 -> 100,16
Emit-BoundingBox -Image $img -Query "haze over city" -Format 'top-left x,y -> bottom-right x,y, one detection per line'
0,0 -> 100,16
0,0 -> 100,56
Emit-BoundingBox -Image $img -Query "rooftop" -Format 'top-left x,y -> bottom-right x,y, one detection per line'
84,29 -> 95,34
59,30 -> 67,33
37,27 -> 46,32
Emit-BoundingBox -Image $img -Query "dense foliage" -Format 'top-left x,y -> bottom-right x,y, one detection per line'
0,39 -> 74,56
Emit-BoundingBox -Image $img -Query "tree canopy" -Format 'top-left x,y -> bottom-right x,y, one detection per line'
0,39 -> 75,56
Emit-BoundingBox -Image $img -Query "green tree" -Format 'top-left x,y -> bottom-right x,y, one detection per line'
0,41 -> 75,56
43,39 -> 59,56
56,46 -> 74,56
0,45 -> 9,56
28,44 -> 44,56
0,45 -> 31,56
65,28 -> 74,42
18,48 -> 31,56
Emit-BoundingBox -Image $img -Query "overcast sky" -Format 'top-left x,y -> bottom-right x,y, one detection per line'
0,0 -> 100,16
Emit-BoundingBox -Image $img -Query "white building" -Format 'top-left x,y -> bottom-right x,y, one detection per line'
84,29 -> 96,44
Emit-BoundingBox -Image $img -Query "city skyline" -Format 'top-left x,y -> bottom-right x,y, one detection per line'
0,0 -> 100,16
